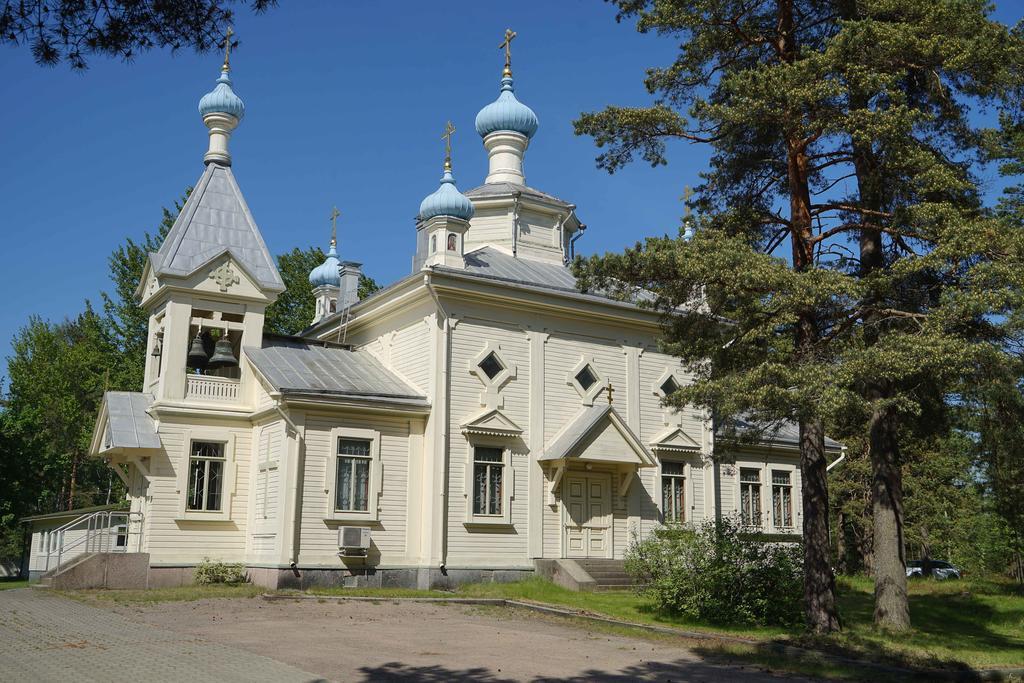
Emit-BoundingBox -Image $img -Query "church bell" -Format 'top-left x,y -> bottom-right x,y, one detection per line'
207,333 -> 238,369
187,331 -> 209,369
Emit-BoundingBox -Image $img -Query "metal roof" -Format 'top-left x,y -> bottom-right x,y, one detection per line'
151,163 -> 284,292
541,403 -> 655,466
464,182 -> 573,208
715,417 -> 844,452
246,337 -> 427,404
104,392 -> 160,450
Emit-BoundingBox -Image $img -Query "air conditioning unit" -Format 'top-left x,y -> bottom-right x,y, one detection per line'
338,526 -> 371,556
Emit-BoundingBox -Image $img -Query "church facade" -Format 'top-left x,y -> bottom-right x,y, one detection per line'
87,37 -> 829,590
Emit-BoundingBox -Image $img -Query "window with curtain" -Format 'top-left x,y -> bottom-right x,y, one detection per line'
739,467 -> 762,527
661,461 -> 685,523
187,441 -> 225,511
472,447 -> 504,516
772,470 -> 793,528
335,438 -> 372,512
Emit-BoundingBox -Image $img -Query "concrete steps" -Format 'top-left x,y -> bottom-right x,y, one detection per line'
574,559 -> 639,592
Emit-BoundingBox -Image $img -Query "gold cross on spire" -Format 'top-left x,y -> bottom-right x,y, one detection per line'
499,28 -> 516,77
441,121 -> 456,171
330,206 -> 340,247
682,185 -> 694,218
221,26 -> 235,71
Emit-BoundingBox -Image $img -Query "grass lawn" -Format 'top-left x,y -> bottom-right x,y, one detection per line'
0,579 -> 28,591
65,583 -> 265,605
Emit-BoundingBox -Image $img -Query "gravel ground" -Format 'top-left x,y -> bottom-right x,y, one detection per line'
104,595 -> 822,682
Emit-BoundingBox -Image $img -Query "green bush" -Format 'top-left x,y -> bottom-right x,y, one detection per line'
625,517 -> 804,627
193,559 -> 248,585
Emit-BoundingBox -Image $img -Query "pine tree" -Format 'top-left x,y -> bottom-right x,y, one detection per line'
574,0 -> 1024,631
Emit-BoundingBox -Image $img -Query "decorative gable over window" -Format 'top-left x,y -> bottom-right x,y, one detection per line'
460,407 -> 523,438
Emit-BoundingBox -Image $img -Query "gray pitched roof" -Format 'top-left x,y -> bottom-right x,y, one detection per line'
715,417 -> 844,452
246,337 -> 427,404
104,392 -> 160,450
440,246 -> 655,307
541,403 -> 655,466
151,163 -> 284,292
465,182 -> 573,209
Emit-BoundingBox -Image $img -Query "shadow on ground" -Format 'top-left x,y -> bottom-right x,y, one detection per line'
358,659 -> 788,682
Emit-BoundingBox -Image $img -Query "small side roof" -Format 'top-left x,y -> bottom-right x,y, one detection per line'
150,163 -> 284,292
246,336 -> 428,406
715,417 -> 844,453
465,182 -> 574,210
100,392 -> 161,451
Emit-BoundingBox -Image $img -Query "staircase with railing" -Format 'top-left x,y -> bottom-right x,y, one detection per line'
39,510 -> 144,577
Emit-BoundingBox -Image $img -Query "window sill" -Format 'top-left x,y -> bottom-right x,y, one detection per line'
463,518 -> 514,530
176,510 -> 231,523
324,513 -> 379,524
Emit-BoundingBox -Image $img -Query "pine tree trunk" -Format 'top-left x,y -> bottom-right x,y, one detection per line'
870,402 -> 910,629
800,417 -> 842,633
836,509 -> 847,575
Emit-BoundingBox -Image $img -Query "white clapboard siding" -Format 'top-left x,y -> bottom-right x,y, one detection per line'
145,420 -> 251,564
298,412 -> 412,566
445,319 -> 532,565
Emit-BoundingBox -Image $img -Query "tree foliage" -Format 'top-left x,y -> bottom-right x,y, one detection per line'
1,0 -> 276,70
574,0 -> 1024,629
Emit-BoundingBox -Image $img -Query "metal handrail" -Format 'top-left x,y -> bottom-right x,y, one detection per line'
42,510 -> 144,574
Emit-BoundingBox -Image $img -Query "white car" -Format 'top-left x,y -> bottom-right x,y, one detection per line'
906,559 -> 961,580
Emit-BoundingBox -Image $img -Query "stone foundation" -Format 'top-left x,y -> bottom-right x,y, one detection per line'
249,566 -> 534,591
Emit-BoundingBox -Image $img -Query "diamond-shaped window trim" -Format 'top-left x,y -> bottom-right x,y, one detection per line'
660,376 -> 679,396
575,365 -> 598,391
478,352 -> 505,381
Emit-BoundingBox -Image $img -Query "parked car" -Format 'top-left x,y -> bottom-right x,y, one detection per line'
906,559 -> 961,580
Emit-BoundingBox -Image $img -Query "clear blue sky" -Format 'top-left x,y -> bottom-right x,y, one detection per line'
0,1 -> 1019,382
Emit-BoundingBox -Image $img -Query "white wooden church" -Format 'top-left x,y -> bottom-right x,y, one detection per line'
37,35 -> 837,590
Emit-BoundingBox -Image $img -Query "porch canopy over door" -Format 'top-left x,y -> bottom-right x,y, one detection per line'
539,403 -> 657,499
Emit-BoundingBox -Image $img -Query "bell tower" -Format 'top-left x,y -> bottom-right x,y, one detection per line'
138,36 -> 285,408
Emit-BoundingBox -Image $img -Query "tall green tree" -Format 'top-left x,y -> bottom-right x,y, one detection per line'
101,194 -> 184,391
264,246 -> 379,336
574,0 -> 1024,631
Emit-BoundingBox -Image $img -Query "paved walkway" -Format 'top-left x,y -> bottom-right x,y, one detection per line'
0,588 -> 820,682
0,589 -> 322,682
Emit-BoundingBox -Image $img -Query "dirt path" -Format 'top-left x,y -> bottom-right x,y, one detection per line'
108,596 -> 821,682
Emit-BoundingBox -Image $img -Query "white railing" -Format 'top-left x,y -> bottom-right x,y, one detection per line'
41,510 -> 144,574
185,374 -> 240,402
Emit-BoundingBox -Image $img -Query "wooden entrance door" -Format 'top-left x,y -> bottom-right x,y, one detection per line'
563,473 -> 611,558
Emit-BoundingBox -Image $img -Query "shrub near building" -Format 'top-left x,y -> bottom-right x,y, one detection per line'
626,517 -> 804,627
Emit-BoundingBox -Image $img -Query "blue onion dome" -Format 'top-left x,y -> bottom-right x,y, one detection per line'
475,75 -> 538,139
419,170 -> 475,221
308,243 -> 341,287
198,68 -> 245,121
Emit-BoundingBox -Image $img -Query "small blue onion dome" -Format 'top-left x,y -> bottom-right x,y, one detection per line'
308,243 -> 341,287
419,170 -> 475,221
475,75 -> 538,139
198,69 -> 245,121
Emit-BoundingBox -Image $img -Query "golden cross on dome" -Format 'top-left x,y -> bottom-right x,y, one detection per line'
441,121 -> 456,171
499,28 -> 516,76
221,26 -> 235,70
330,206 -> 340,247
682,185 -> 694,218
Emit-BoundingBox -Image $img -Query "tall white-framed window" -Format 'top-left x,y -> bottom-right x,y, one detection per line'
176,430 -> 236,521
336,438 -> 372,512
739,467 -> 762,527
187,441 -> 226,511
772,469 -> 794,529
326,427 -> 381,522
472,447 -> 505,516
464,441 -> 514,527
661,461 -> 686,523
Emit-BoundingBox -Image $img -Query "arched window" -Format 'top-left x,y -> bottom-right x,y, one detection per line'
447,233 -> 457,251
430,235 -> 437,253
329,299 -> 337,313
